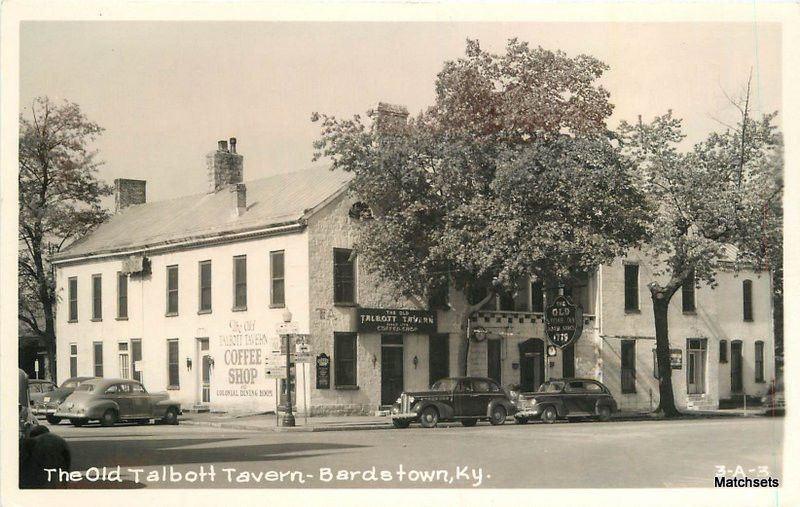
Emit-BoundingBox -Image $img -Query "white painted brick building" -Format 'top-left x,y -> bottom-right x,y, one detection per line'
52,138 -> 775,416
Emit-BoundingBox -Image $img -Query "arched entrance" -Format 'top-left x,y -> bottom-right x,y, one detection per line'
518,338 -> 545,392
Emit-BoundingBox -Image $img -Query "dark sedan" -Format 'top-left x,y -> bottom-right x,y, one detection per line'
513,378 -> 618,424
391,377 -> 516,428
33,376 -> 95,424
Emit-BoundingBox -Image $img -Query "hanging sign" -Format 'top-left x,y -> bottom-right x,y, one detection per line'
545,296 -> 583,349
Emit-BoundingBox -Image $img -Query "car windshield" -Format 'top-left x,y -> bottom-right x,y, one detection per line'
75,384 -> 95,392
431,379 -> 458,391
537,381 -> 565,393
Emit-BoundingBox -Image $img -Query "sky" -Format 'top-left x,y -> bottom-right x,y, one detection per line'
20,21 -> 781,204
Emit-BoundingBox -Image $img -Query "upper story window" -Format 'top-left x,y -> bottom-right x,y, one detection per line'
719,339 -> 728,363
742,279 -> 753,321
624,264 -> 639,312
91,274 -> 102,320
68,277 -> 78,322
166,265 -> 179,315
531,280 -> 544,313
681,269 -> 696,313
755,340 -> 765,383
270,250 -> 285,307
428,282 -> 450,310
233,255 -> 247,310
199,260 -> 212,313
333,248 -> 356,305
117,272 -> 128,319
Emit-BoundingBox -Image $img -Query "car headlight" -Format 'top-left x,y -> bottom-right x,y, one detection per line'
408,396 -> 415,404
395,397 -> 402,405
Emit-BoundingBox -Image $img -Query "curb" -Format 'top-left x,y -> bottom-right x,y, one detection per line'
180,411 -> 765,433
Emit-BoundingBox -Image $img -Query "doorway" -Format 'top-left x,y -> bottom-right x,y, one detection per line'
687,338 -> 707,394
518,339 -> 545,392
429,334 -> 449,387
381,335 -> 404,406
487,339 -> 502,384
562,342 -> 575,378
197,338 -> 211,404
730,340 -> 743,393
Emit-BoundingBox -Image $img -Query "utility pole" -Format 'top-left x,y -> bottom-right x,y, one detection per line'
279,308 -> 296,427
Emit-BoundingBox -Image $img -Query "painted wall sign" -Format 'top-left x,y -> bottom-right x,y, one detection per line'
214,319 -> 275,402
316,353 -> 331,389
544,296 -> 584,349
357,308 -> 437,334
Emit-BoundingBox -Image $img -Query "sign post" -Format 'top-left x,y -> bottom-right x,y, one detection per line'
544,295 -> 584,349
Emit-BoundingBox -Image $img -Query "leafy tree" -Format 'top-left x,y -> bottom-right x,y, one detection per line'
314,39 -> 650,374
618,97 -> 782,416
19,97 -> 111,381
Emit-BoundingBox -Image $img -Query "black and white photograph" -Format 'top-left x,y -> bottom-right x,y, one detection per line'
2,2 -> 797,506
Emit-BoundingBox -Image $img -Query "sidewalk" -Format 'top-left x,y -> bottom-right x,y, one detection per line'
180,407 -> 765,433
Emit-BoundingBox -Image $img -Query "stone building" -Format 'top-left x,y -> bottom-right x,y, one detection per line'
52,130 -> 775,416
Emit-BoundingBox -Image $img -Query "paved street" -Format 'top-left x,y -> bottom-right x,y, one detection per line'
41,416 -> 783,489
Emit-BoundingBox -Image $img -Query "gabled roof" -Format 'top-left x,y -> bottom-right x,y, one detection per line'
53,166 -> 352,263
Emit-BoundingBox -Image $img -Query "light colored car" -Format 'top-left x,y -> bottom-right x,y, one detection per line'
55,378 -> 181,427
34,376 -> 95,424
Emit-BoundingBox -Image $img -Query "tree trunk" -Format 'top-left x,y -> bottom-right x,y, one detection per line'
455,289 -> 495,377
651,290 -> 681,417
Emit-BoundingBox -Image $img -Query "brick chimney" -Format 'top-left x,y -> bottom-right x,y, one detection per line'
374,102 -> 408,133
229,182 -> 246,218
114,178 -> 147,212
207,137 -> 243,193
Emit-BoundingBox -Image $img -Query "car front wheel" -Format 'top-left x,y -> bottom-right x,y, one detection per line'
419,406 -> 439,428
392,419 -> 410,429
596,406 -> 612,422
163,407 -> 179,425
541,406 -> 558,424
489,406 -> 507,426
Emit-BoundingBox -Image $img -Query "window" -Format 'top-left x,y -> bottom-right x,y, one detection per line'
333,248 -> 356,304
719,340 -> 728,363
233,255 -> 247,310
743,280 -> 753,321
68,277 -> 78,321
334,332 -> 357,387
131,339 -> 143,382
498,291 -> 515,311
93,342 -> 103,377
755,340 -> 765,383
117,272 -> 128,319
118,342 -> 130,379
565,381 -> 586,393
621,340 -> 636,393
167,339 -> 180,388
270,250 -> 285,307
687,338 -> 708,394
682,269 -> 696,313
624,264 -> 639,312
166,265 -> 179,315
487,339 -> 501,384
69,343 -> 77,377
562,342 -> 575,378
199,260 -> 212,312
428,283 -> 449,310
531,280 -> 544,312
91,274 -> 102,320
131,383 -> 146,393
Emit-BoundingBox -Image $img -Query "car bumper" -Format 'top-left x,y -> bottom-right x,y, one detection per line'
391,412 -> 419,421
514,407 -> 542,419
54,410 -> 88,419
32,406 -> 57,415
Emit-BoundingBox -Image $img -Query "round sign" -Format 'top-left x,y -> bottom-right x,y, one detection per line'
545,295 -> 584,349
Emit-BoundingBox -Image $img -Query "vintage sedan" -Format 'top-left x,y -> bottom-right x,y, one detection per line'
391,377 -> 516,429
28,379 -> 56,413
513,378 -> 618,424
34,376 -> 95,424
55,378 -> 181,427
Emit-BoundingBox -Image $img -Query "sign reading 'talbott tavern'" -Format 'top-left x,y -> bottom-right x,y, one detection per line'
356,308 -> 437,334
545,295 -> 584,349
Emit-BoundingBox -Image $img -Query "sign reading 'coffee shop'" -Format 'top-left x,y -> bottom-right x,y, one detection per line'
357,308 -> 437,334
545,296 -> 584,349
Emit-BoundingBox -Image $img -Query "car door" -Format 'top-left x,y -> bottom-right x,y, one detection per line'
453,380 -> 470,416
111,383 -> 134,418
130,382 -> 151,417
470,379 -> 495,416
563,381 -> 588,415
105,383 -> 128,417
583,381 -> 605,413
459,379 -> 483,416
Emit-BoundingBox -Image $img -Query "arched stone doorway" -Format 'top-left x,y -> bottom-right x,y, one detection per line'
518,338 -> 545,392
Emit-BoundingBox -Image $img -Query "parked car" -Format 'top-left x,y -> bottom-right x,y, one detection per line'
55,378 -> 181,427
19,369 -> 71,488
28,379 -> 56,417
34,376 -> 95,424
513,378 -> 618,424
391,377 -> 516,429
762,378 -> 785,416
